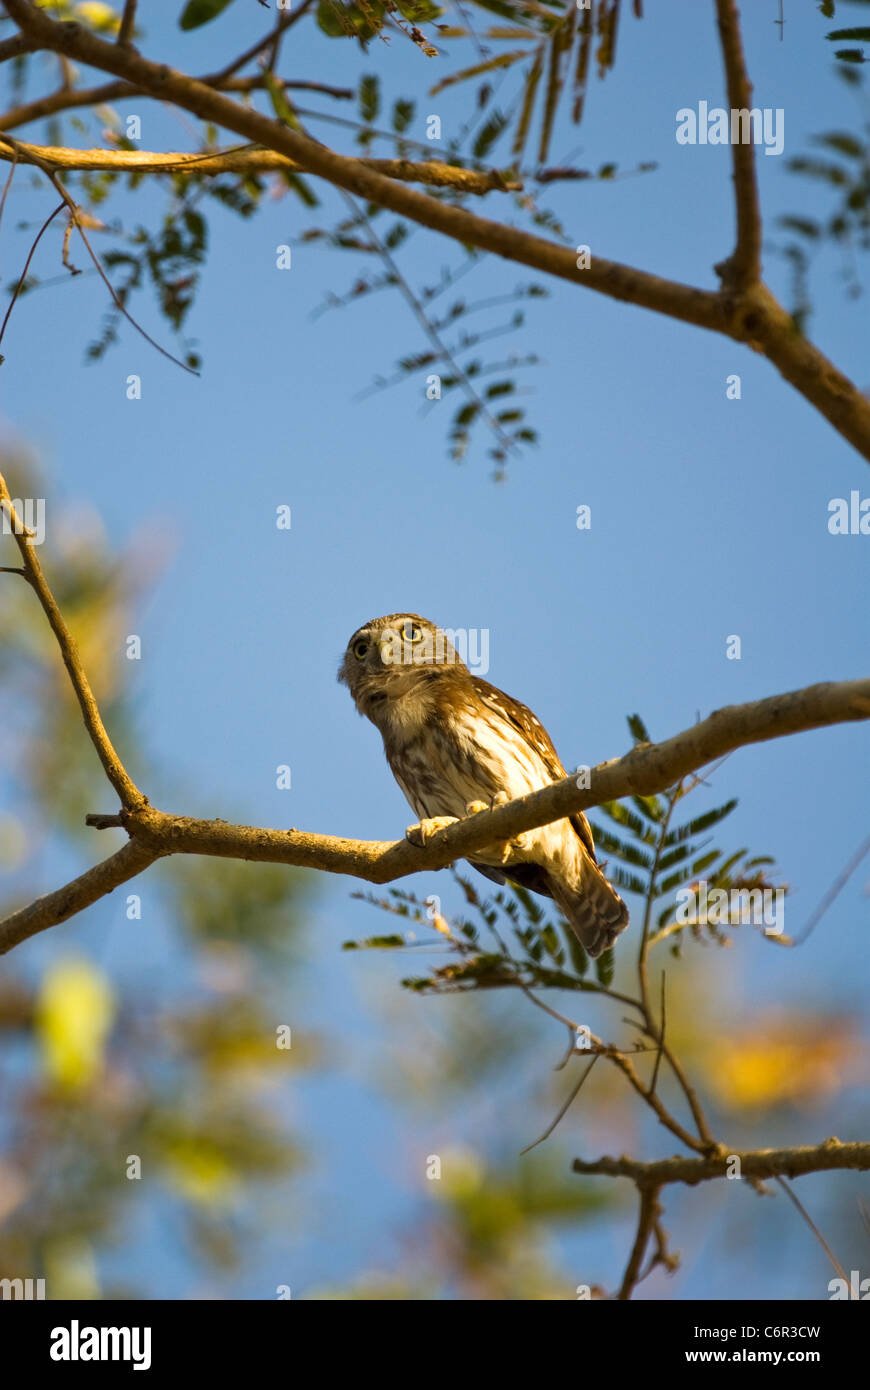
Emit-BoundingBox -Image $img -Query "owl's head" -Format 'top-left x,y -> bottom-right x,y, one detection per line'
338,613 -> 469,719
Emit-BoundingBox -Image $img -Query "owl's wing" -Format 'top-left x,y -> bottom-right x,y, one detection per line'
470,676 -> 598,864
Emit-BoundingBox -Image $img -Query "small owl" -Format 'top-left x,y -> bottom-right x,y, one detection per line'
339,614 -> 628,959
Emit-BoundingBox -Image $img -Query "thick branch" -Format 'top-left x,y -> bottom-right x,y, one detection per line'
0,32 -> 35,61
5,1 -> 870,461
0,137 -> 520,193
714,0 -> 762,288
86,676 -> 870,883
573,1138 -> 870,1188
0,1 -> 729,334
0,839 -> 159,955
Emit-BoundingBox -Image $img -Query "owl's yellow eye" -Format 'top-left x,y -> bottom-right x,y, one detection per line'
403,622 -> 424,643
353,639 -> 369,660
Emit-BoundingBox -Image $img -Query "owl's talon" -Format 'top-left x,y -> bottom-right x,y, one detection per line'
405,816 -> 457,847
465,800 -> 489,816
488,790 -> 532,856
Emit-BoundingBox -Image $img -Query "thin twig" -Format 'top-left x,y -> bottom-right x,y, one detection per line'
775,1174 -> 848,1282
618,1185 -> 662,1299
0,142 -> 18,243
0,198 -> 65,354
793,832 -> 870,945
0,472 -> 147,812
0,133 -> 197,376
338,188 -> 520,463
520,1054 -> 599,1154
648,969 -> 666,1098
210,0 -> 316,83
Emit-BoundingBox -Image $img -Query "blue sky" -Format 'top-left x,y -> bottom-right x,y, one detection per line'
1,0 -> 868,1298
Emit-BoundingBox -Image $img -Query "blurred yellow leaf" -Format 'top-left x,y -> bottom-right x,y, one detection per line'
74,3 -> 121,33
704,1015 -> 866,1111
35,957 -> 115,1091
44,1236 -> 101,1300
161,1138 -> 238,1209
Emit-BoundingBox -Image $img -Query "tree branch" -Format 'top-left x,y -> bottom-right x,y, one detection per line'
572,1138 -> 870,1187
209,0 -> 315,83
5,0 -> 870,461
618,1184 -> 663,1299
0,32 -> 35,62
0,136 -> 520,193
117,0 -> 136,49
714,0 -> 762,289
72,675 -> 870,892
0,475 -> 146,810
0,839 -> 160,955
2,448 -> 867,959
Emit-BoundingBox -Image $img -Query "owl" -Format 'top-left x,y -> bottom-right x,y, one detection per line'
338,614 -> 628,959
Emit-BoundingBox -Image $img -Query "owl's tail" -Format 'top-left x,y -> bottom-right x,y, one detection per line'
550,857 -> 629,960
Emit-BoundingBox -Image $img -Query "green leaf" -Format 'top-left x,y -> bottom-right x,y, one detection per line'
656,843 -> 695,874
626,713 -> 651,745
538,9 -> 576,163
606,867 -> 648,896
392,98 -> 415,133
826,27 -> 870,41
512,47 -> 544,162
813,131 -> 865,158
834,49 -> 866,62
713,849 -> 748,880
689,849 -> 721,876
359,74 -> 380,123
179,0 -> 236,29
595,947 -> 614,987
785,156 -> 849,185
662,800 -> 738,845
395,0 -> 442,20
656,866 -> 698,896
539,923 -> 564,964
342,934 -> 406,949
562,924 -> 588,976
777,215 -> 822,239
473,109 -> 509,160
597,800 -> 647,838
284,173 -> 319,208
588,825 -> 654,871
384,222 -> 408,249
262,70 -> 302,130
453,401 -> 480,427
317,0 -> 349,37
430,50 -> 529,98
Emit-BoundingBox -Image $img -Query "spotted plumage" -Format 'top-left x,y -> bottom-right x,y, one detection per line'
338,613 -> 628,958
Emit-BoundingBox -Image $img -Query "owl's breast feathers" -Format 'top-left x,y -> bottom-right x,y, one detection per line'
377,670 -> 597,866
